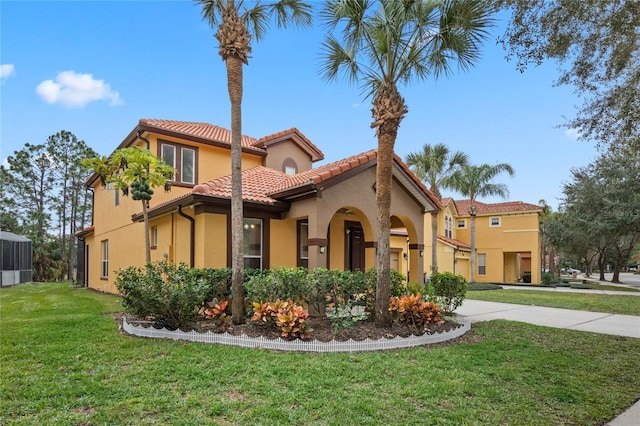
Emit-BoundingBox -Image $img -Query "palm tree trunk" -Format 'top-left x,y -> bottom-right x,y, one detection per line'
470,213 -> 476,283
142,200 -> 151,265
374,126 -> 397,328
227,55 -> 245,325
431,211 -> 438,274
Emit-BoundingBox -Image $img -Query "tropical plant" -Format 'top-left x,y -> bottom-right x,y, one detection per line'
196,0 -> 313,325
389,293 -> 443,333
448,163 -> 515,282
321,0 -> 493,326
83,147 -> 175,264
251,299 -> 312,339
406,143 -> 469,274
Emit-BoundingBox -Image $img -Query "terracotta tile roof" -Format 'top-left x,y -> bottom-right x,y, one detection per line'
75,225 -> 95,237
437,235 -> 471,250
192,166 -> 290,205
441,197 -> 453,207
255,128 -> 324,162
453,200 -> 542,216
139,119 -> 261,150
269,149 -> 378,195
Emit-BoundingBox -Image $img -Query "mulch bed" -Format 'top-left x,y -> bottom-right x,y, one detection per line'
120,313 -> 464,343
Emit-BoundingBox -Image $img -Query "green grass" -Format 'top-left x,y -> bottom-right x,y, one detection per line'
2,283 -> 640,425
467,289 -> 640,316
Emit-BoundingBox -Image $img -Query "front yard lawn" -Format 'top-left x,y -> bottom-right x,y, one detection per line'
467,289 -> 640,316
2,283 -> 639,425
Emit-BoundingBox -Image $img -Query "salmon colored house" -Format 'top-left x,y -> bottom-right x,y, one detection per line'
77,119 -> 440,293
425,197 -> 542,284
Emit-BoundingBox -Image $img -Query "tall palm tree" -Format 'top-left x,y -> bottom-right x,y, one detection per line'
449,163 -> 515,282
406,143 -> 469,274
321,0 -> 493,327
538,198 -> 552,276
197,0 -> 312,324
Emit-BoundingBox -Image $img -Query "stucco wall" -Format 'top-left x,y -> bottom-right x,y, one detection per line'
264,141 -> 313,174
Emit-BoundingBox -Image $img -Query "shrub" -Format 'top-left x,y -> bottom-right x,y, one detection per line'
245,267 -> 308,305
389,293 -> 443,333
467,283 -> 503,291
251,300 -> 312,340
541,272 -> 558,286
522,271 -> 532,283
429,272 -> 468,314
115,261 -> 211,330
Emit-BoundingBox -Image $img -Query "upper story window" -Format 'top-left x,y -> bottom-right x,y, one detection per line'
159,141 -> 197,186
282,157 -> 298,176
444,215 -> 453,238
457,219 -> 466,229
490,217 -> 501,227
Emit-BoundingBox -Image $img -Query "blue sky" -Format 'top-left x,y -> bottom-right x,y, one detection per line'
1,1 -> 600,210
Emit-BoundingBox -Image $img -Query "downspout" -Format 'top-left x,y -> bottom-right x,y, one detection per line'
137,130 -> 150,149
177,205 -> 195,267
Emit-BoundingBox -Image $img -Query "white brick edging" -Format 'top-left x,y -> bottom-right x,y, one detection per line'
121,316 -> 471,352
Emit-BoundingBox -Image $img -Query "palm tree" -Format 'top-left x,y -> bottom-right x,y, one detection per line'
406,143 -> 469,274
449,163 -> 515,282
538,198 -> 552,276
321,0 -> 493,327
197,0 -> 312,324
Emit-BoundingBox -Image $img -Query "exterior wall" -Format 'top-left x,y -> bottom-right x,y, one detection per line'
195,212 -> 228,269
269,218 -> 298,268
264,141 -> 313,173
390,234 -> 408,277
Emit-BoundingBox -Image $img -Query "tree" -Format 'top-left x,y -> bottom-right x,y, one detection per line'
321,0 -> 493,326
537,199 -> 554,275
562,149 -> 640,283
3,143 -> 56,281
196,0 -> 312,325
449,163 -> 514,282
46,131 -> 97,280
406,143 -> 469,274
83,147 -> 175,265
496,0 -> 640,152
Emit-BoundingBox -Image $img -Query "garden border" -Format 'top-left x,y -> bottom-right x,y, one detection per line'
121,316 -> 471,352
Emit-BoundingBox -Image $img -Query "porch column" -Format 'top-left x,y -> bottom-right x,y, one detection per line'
308,238 -> 328,269
409,243 -> 425,284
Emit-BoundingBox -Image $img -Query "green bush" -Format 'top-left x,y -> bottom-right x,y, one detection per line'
467,283 -> 503,291
114,261 -> 211,330
245,267 -> 309,305
522,271 -> 532,283
541,272 -> 558,286
429,272 -> 468,314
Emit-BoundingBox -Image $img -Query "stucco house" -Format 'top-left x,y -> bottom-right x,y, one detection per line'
77,119 -> 440,293
425,197 -> 542,284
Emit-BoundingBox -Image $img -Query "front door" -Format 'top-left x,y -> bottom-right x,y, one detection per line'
345,221 -> 365,271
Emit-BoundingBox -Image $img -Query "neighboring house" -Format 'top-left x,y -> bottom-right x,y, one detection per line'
77,119 -> 440,293
425,198 -> 542,284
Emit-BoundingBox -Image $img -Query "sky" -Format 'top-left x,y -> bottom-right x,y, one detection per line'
1,0 -> 602,211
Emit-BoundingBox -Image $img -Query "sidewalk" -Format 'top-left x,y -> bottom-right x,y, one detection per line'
456,299 -> 640,425
501,285 -> 640,296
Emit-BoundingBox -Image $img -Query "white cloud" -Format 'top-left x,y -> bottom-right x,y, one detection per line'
565,128 -> 582,141
36,70 -> 123,108
1,64 -> 16,82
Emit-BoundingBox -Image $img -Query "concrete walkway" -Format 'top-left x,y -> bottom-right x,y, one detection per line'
456,299 -> 640,425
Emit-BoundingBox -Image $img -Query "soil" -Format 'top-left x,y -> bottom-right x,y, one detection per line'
120,313 -> 465,343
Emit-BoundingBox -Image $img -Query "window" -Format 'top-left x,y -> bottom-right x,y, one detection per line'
457,219 -> 466,229
297,220 -> 309,268
159,141 -> 197,185
243,218 -> 262,269
444,215 -> 453,238
282,157 -> 298,175
106,183 -> 119,206
151,227 -> 158,249
101,240 -> 109,278
490,217 -> 501,227
478,253 -> 486,275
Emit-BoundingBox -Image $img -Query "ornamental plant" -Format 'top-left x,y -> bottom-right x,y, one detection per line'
389,293 -> 443,333
203,299 -> 231,330
429,272 -> 468,314
251,300 -> 312,340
